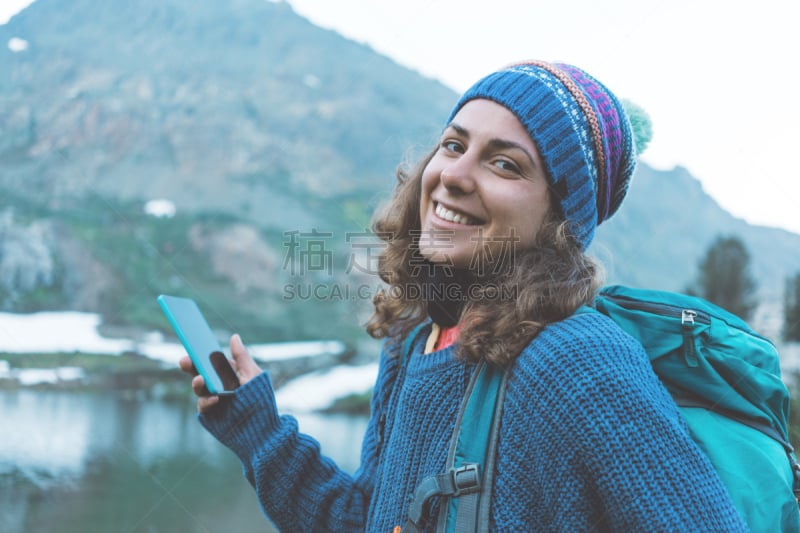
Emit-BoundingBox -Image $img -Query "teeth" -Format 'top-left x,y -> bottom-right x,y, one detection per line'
435,204 -> 479,225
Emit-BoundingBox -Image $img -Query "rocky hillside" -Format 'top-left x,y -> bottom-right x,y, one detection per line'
1,0 -> 799,346
0,0 -> 454,223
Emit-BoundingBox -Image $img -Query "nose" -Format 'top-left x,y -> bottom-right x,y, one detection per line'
439,153 -> 477,194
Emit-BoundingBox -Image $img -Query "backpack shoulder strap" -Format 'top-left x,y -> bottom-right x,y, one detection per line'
402,321 -> 429,363
403,361 -> 507,533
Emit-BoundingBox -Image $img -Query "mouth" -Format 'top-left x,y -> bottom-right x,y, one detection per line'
434,202 -> 483,226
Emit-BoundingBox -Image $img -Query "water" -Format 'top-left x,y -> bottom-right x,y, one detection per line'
0,390 -> 368,533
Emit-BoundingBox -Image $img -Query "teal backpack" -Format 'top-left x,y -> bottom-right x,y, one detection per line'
402,285 -> 800,533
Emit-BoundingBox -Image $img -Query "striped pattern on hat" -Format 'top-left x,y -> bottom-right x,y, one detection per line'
446,60 -> 638,249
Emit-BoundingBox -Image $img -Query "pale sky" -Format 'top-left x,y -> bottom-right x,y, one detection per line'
3,0 -> 799,234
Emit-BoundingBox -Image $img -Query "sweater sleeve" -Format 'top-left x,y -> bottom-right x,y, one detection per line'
494,312 -> 749,532
197,344 -> 397,532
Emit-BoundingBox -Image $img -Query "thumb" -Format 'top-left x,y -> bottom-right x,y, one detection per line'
230,333 -> 263,384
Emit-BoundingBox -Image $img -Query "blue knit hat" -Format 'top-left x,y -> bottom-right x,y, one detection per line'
447,60 -> 651,249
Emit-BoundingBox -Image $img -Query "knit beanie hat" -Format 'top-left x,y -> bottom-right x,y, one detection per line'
446,60 -> 652,249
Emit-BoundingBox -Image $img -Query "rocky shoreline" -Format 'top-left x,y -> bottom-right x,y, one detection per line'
0,337 -> 379,414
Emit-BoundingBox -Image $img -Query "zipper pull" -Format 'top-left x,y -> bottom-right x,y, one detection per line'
681,309 -> 699,367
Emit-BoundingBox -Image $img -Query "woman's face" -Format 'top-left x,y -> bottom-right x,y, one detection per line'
419,98 -> 551,271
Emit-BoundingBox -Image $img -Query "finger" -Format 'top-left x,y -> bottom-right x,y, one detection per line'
179,355 -> 198,376
191,375 -> 220,413
229,333 -> 250,364
197,395 -> 220,413
192,374 -> 212,397
230,334 -> 262,381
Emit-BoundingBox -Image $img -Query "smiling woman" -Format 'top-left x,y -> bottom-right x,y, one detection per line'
178,58 -> 753,532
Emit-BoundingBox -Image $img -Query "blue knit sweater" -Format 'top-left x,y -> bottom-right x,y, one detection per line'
199,312 -> 748,532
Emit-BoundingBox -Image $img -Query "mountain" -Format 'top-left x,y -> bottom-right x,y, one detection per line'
593,164 -> 800,298
0,0 -> 454,224
1,0 -> 799,345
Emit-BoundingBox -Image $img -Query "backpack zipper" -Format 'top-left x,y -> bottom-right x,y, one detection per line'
681,309 -> 699,367
601,293 -> 779,367
602,295 -> 708,367
603,295 -> 710,324
602,293 -> 775,344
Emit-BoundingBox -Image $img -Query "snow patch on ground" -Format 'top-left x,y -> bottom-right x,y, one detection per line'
0,311 -> 370,408
0,311 -> 134,354
276,363 -> 378,412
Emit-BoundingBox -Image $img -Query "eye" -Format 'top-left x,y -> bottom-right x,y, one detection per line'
492,158 -> 522,175
441,139 -> 465,154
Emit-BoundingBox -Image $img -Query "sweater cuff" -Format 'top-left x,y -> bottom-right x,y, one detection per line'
198,372 -> 282,456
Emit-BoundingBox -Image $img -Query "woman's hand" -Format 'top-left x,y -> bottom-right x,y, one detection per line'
179,333 -> 263,413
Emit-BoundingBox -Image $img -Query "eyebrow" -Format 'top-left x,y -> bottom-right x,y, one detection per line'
446,123 -> 539,169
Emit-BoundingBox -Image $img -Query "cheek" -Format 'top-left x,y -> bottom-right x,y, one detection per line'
496,189 -> 551,246
420,162 -> 438,193
419,166 -> 439,211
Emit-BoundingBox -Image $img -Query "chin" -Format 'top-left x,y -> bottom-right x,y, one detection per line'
419,247 -> 471,270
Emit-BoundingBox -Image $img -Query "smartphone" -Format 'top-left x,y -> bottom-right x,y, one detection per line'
157,294 -> 240,395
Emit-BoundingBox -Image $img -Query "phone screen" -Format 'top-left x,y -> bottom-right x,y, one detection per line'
157,295 -> 240,395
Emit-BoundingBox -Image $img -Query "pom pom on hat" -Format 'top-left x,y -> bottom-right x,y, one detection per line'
622,99 -> 653,155
447,60 -> 648,249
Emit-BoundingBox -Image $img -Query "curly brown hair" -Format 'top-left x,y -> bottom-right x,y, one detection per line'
365,147 -> 604,367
